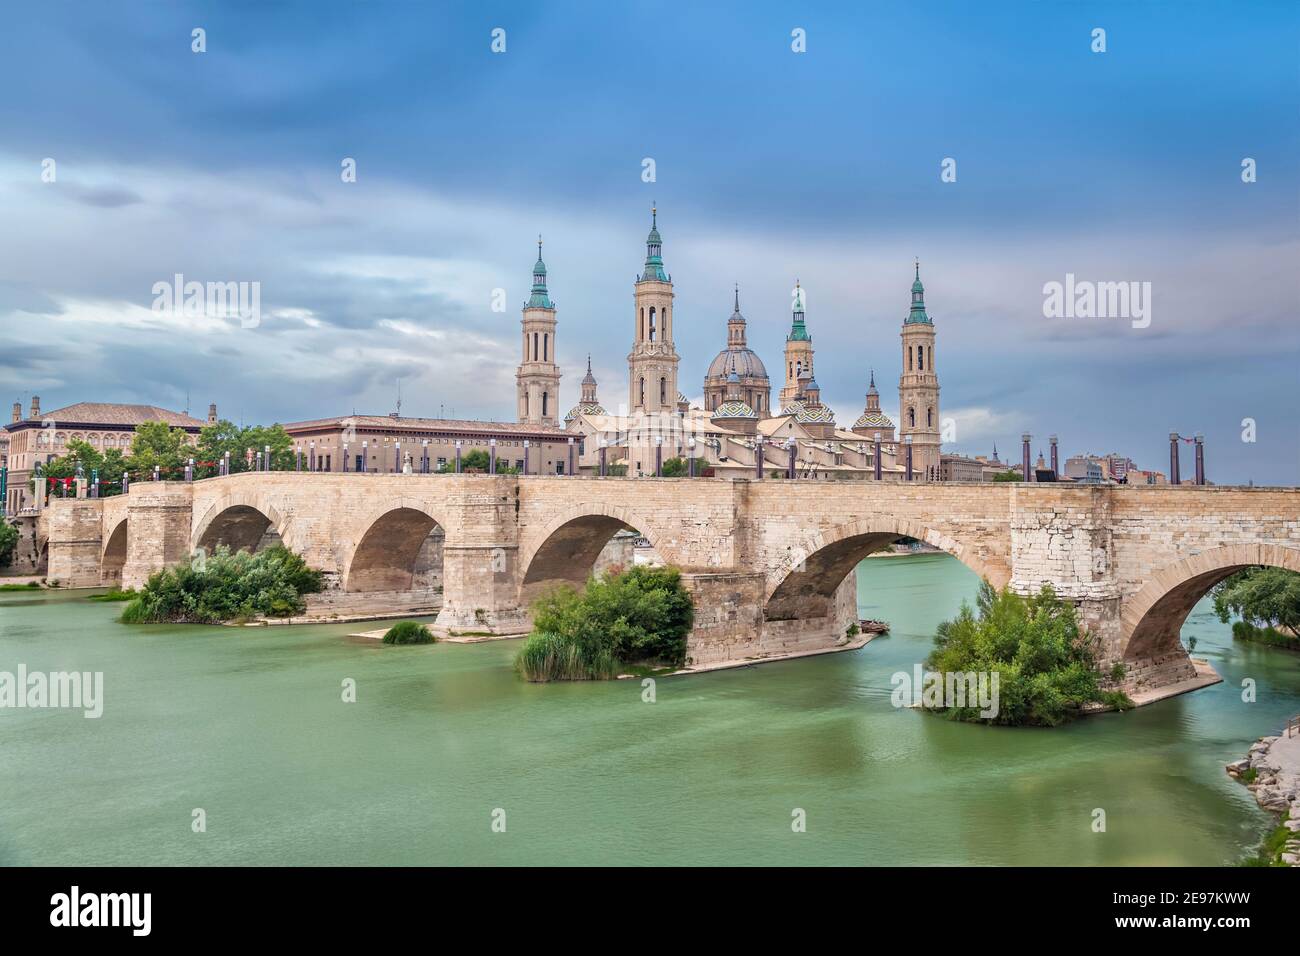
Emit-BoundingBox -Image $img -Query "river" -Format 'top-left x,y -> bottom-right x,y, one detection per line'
2,552 -> 1298,865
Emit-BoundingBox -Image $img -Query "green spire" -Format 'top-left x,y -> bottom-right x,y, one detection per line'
905,258 -> 931,325
787,279 -> 810,341
528,235 -> 553,308
640,204 -> 668,282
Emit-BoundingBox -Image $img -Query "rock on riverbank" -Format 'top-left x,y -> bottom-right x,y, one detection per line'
1226,722 -> 1300,866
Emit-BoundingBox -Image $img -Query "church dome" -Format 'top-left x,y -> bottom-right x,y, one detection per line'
853,410 -> 894,430
706,347 -> 768,381
796,403 -> 836,425
712,399 -> 758,421
779,400 -> 806,417
564,402 -> 606,423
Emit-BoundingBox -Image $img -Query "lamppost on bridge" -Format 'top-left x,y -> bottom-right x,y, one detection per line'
309,441 -> 316,472
394,441 -> 401,473
1195,433 -> 1205,485
422,439 -> 429,474
873,431 -> 882,481
786,437 -> 797,479
1021,433 -> 1031,482
655,436 -> 662,477
489,438 -> 497,475
454,440 -> 462,473
523,440 -> 530,476
122,470 -> 129,494
754,437 -> 764,479
567,437 -> 575,477
264,445 -> 271,472
185,458 -> 194,482
687,437 -> 696,478
904,435 -> 913,482
342,443 -> 349,473
1169,432 -> 1182,485
599,438 -> 608,477
361,440 -> 368,474
295,446 -> 302,472
1049,435 -> 1059,478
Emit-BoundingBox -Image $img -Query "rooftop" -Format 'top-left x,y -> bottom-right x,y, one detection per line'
7,402 -> 206,430
282,414 -> 571,438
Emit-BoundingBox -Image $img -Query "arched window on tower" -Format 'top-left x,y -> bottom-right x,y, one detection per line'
663,307 -> 669,341
917,347 -> 924,371
908,407 -> 916,428
908,346 -> 913,371
533,332 -> 538,362
640,308 -> 645,340
649,307 -> 657,342
639,377 -> 645,406
659,377 -> 666,405
543,333 -> 548,362
543,392 -> 549,417
927,407 -> 933,427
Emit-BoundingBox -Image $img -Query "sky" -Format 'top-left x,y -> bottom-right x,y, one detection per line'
0,1 -> 1297,484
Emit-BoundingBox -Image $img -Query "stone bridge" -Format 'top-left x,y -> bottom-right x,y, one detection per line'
43,473 -> 1300,696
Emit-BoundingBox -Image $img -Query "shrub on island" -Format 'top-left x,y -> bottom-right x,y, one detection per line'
119,545 -> 323,624
1213,567 -> 1300,649
516,565 -> 693,682
924,581 -> 1132,726
382,621 -> 435,645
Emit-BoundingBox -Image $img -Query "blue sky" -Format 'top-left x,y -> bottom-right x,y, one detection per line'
0,1 -> 1297,483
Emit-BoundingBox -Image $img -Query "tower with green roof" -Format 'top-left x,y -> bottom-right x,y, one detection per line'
627,204 -> 680,415
898,260 -> 941,479
517,236 -> 561,425
780,280 -> 815,407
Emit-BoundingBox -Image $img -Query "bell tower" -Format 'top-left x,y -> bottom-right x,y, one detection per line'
898,260 -> 941,479
781,281 -> 814,407
517,237 -> 561,425
627,205 -> 679,414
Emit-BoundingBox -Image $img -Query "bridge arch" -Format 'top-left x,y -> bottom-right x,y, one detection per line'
517,503 -> 670,607
342,499 -> 450,593
101,517 -> 128,585
1119,543 -> 1300,661
193,494 -> 288,556
764,516 -> 1008,622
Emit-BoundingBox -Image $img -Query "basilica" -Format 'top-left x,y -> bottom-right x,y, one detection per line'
516,208 -> 944,481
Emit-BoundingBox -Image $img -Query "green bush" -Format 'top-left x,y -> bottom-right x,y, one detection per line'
925,581 -> 1131,726
0,581 -> 41,592
382,621 -> 435,645
517,565 -> 694,681
1231,620 -> 1300,650
120,545 -> 324,624
88,588 -> 137,602
1214,567 -> 1300,640
0,520 -> 19,567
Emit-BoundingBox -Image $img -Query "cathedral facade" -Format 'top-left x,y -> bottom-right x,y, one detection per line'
517,208 -> 944,480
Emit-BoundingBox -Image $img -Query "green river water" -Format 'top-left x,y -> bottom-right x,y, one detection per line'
2,552 -> 1298,866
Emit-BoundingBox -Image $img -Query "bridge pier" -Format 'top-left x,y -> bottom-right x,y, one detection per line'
121,483 -> 195,591
45,499 -> 105,588
434,544 -> 529,635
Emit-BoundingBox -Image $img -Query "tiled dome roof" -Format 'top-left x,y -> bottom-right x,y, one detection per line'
564,402 -> 606,423
711,399 -> 758,421
796,403 -> 836,424
779,400 -> 806,417
853,411 -> 894,429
